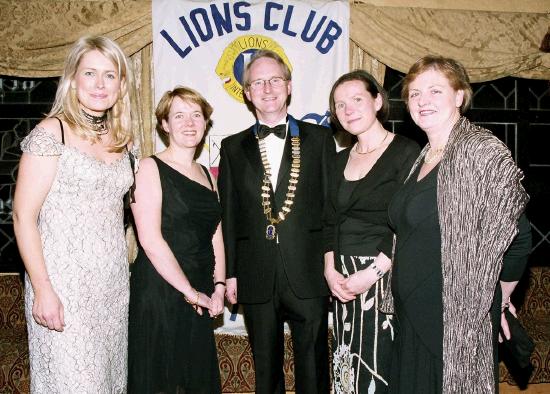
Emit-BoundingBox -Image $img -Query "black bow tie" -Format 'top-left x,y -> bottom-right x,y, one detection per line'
257,124 -> 286,139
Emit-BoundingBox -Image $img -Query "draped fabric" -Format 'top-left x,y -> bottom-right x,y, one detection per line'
1,0 -> 548,139
0,1 -> 152,78
350,40 -> 387,85
351,2 -> 550,82
0,0 -> 154,154
437,118 -> 528,393
1,1 -> 547,83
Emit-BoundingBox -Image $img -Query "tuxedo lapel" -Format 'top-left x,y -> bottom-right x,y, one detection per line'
241,129 -> 278,211
275,133 -> 292,194
241,130 -> 264,182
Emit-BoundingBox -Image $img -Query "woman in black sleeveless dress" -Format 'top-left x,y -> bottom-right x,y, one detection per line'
128,87 -> 225,393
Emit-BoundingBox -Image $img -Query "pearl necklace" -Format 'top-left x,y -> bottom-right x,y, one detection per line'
424,146 -> 445,164
257,135 -> 300,240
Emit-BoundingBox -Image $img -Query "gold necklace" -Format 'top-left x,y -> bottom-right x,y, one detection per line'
257,136 -> 300,240
354,130 -> 389,155
424,146 -> 445,164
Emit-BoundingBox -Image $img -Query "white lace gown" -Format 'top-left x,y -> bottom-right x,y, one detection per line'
21,127 -> 133,393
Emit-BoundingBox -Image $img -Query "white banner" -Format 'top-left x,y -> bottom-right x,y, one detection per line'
153,0 -> 349,173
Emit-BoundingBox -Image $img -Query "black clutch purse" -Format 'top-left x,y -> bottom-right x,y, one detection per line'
501,308 -> 535,369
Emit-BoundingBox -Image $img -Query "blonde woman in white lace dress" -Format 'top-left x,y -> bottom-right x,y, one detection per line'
13,36 -> 135,393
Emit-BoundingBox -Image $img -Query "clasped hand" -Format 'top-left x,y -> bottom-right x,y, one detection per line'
326,267 -> 377,303
188,288 -> 225,318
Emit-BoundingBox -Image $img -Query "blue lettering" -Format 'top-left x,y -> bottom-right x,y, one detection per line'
162,2 -> 342,59
301,11 -> 326,43
316,20 -> 342,54
282,5 -> 297,37
301,111 -> 331,127
264,2 -> 283,31
178,16 -> 199,47
234,2 -> 251,30
210,3 -> 233,36
190,8 -> 213,42
160,30 -> 192,59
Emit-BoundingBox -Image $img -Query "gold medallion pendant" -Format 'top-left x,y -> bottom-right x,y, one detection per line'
266,224 -> 277,240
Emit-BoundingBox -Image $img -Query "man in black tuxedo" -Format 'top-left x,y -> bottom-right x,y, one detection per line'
218,50 -> 335,393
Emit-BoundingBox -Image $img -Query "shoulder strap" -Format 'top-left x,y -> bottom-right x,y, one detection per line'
150,155 -> 166,175
125,146 -> 137,205
150,155 -> 161,166
201,164 -> 214,190
55,117 -> 65,145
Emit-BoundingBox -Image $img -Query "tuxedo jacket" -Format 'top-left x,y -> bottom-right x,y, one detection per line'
218,119 -> 336,303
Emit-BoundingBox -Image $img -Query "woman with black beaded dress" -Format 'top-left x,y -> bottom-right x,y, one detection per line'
128,86 -> 225,393
323,70 -> 419,393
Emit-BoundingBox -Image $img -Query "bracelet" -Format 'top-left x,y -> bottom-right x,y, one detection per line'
194,290 -> 200,306
214,281 -> 226,287
370,263 -> 384,279
184,289 -> 200,307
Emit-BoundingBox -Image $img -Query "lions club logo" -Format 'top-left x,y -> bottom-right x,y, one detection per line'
215,35 -> 292,103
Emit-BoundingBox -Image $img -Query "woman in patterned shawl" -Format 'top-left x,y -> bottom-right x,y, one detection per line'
13,35 -> 135,393
384,55 -> 531,393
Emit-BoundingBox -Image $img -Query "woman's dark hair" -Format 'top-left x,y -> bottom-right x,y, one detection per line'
329,70 -> 389,131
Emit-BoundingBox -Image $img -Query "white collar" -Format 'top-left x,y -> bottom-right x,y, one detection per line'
259,115 -> 287,128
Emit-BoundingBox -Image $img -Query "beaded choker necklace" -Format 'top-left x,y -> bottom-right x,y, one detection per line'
81,110 -> 108,135
256,119 -> 300,241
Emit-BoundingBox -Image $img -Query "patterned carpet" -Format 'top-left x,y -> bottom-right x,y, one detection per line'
498,267 -> 550,386
0,274 -> 297,393
1,268 -> 549,393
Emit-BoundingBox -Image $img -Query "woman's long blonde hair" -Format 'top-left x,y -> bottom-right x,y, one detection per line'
48,35 -> 134,150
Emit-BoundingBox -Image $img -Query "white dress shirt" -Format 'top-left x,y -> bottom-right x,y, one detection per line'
259,117 -> 288,191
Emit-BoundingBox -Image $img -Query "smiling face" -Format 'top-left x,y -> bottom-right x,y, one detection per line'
244,57 -> 291,123
407,68 -> 464,135
162,96 -> 206,149
333,80 -> 382,136
72,49 -> 121,116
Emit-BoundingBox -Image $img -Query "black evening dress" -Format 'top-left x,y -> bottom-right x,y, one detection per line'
128,156 -> 222,394
387,164 -> 531,394
324,135 -> 420,393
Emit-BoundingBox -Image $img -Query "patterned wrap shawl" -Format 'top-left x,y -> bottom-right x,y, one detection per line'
382,117 -> 529,393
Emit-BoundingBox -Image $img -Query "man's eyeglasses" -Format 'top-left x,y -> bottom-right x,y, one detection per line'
248,77 -> 287,91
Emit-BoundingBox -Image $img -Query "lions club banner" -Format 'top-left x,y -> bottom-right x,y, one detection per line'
153,0 -> 349,171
